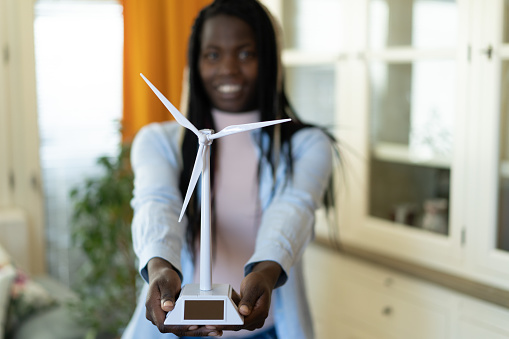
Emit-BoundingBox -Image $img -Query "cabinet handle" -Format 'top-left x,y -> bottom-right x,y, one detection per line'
2,45 -> 8,64
382,306 -> 393,316
9,170 -> 15,191
480,45 -> 493,59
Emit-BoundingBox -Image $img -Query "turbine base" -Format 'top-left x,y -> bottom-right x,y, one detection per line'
164,283 -> 244,325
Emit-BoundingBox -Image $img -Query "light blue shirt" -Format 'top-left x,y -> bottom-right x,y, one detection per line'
122,121 -> 333,339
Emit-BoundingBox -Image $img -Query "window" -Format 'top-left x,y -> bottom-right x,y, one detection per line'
34,0 -> 123,285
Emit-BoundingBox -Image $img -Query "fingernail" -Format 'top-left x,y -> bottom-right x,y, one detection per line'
163,300 -> 174,308
188,325 -> 198,331
205,325 -> 216,330
208,332 -> 218,337
239,305 -> 249,314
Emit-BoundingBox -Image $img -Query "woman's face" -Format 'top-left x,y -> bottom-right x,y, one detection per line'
199,14 -> 259,113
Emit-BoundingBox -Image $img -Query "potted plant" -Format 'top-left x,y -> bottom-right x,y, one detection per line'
69,143 -> 139,338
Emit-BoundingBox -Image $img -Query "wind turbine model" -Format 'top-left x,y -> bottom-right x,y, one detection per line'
140,73 -> 290,325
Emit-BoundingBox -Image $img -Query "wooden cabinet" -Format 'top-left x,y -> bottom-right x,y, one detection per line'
335,0 -> 509,290
305,243 -> 509,339
305,243 -> 451,339
457,299 -> 509,339
246,3 -> 509,335
263,0 -> 509,293
466,0 -> 509,289
333,274 -> 449,339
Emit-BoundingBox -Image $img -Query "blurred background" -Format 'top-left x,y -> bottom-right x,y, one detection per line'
1,0 -> 509,338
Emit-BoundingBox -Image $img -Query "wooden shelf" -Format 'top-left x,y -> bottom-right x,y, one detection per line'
282,49 -> 342,66
372,142 -> 451,169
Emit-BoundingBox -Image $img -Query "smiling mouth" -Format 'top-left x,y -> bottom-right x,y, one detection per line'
217,84 -> 242,94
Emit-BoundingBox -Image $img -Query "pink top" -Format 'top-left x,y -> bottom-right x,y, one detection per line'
193,109 -> 275,336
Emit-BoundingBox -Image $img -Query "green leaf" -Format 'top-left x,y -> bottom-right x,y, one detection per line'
69,142 -> 138,336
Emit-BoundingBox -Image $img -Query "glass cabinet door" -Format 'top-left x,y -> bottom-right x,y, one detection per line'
280,0 -> 344,131
469,0 -> 509,285
285,64 -> 337,129
331,0 -> 467,270
281,0 -> 345,54
497,1 -> 509,254
277,0 -> 347,239
368,0 -> 458,236
275,0 -> 509,288
456,0 -> 509,289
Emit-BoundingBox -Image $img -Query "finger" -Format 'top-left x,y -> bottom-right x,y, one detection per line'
219,318 -> 264,332
167,325 -> 223,337
161,268 -> 182,312
146,272 -> 181,330
238,285 -> 271,330
145,283 -> 166,327
160,293 -> 176,312
217,324 -> 243,332
238,284 -> 264,316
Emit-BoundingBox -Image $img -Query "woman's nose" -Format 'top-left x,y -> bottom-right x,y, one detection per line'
218,54 -> 239,75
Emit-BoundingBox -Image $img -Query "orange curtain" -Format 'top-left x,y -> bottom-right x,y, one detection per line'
121,0 -> 212,142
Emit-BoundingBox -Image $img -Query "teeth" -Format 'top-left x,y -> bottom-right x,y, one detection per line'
218,84 -> 241,94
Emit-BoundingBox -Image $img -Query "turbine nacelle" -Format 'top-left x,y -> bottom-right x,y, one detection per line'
198,130 -> 213,146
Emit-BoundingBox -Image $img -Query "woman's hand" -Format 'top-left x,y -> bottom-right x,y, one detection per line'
220,261 -> 282,332
145,257 -> 223,337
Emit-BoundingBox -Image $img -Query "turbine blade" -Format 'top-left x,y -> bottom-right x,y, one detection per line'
179,144 -> 205,222
140,73 -> 201,137
209,119 -> 291,140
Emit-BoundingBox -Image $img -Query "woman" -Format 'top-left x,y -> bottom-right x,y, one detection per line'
122,0 -> 335,338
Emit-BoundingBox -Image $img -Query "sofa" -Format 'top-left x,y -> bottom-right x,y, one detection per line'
0,244 -> 88,339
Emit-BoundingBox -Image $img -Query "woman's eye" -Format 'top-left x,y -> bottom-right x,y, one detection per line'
239,50 -> 255,60
204,51 -> 219,61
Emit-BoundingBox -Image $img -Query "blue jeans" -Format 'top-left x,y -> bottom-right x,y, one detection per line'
180,326 -> 278,339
